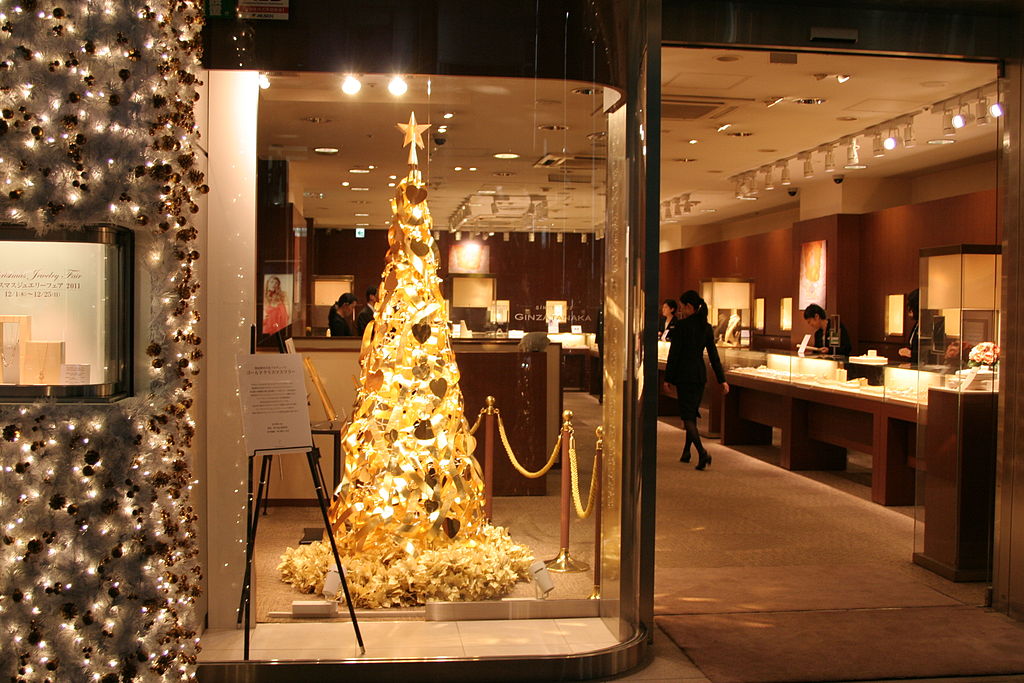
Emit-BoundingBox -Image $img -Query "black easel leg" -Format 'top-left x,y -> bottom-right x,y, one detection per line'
306,448 -> 365,654
240,454 -> 254,659
238,454 -> 271,624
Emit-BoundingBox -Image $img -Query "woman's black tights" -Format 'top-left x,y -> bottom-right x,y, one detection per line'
682,419 -> 705,458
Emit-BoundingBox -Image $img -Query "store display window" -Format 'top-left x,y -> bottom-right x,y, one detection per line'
0,224 -> 133,401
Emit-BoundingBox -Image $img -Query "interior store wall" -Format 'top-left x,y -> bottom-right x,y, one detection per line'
310,229 -> 605,333
660,189 -> 999,354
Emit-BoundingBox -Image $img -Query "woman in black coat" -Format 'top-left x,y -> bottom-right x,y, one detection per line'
664,290 -> 730,470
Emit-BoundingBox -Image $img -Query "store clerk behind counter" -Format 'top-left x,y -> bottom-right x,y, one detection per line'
800,303 -> 852,356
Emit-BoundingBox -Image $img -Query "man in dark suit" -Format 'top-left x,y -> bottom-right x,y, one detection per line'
356,286 -> 378,336
329,293 -> 357,337
802,303 -> 852,356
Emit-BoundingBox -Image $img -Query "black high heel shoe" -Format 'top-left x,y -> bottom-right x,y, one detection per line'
695,450 -> 712,471
679,450 -> 692,463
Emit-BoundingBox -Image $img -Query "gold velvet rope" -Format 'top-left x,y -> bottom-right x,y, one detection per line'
568,431 -> 600,520
495,409 -> 561,479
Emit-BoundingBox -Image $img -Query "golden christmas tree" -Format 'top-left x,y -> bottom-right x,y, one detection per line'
280,113 -> 530,607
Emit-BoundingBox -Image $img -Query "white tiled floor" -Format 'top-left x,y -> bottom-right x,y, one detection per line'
198,618 -> 620,662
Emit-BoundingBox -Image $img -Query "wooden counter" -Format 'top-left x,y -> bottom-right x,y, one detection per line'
722,371 -> 918,506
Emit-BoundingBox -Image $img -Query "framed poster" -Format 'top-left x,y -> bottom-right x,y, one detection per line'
799,240 -> 826,311
449,242 -> 490,274
262,273 -> 293,334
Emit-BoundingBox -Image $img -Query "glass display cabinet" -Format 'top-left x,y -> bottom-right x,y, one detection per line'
0,223 -> 133,401
913,244 -> 1001,581
701,278 -> 753,347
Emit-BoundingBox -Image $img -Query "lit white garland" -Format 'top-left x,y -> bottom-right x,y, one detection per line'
0,1 -> 204,680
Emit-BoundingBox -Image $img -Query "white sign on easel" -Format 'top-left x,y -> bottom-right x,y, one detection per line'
237,354 -> 312,454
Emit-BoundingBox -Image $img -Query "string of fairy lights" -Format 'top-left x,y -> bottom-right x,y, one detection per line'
1,1 -> 205,680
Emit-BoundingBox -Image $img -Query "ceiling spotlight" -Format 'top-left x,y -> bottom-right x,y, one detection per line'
716,123 -> 732,132
800,153 -> 814,179
872,132 -> 885,157
824,146 -> 836,173
836,74 -> 851,83
952,108 -> 967,129
443,112 -> 455,119
314,147 -> 339,155
763,166 -> 775,191
764,96 -> 786,108
976,98 -> 990,126
845,139 -> 866,169
779,163 -> 792,186
990,101 -> 1004,117
341,75 -> 362,95
942,108 -> 956,136
688,139 -> 699,145
388,75 -> 408,96
349,167 -> 371,174
883,129 -> 898,151
494,152 -> 519,159
902,121 -> 916,148
258,73 -> 271,90
340,181 -> 350,187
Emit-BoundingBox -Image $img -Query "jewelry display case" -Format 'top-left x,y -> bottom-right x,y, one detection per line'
701,278 -> 753,348
913,244 -> 1001,580
0,224 -> 133,401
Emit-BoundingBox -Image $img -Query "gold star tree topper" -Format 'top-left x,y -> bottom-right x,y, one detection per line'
396,111 -> 431,165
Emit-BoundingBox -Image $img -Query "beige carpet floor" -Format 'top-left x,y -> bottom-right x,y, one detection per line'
657,606 -> 1024,683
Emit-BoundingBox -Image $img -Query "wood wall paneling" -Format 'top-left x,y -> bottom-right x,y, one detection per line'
660,190 -> 999,356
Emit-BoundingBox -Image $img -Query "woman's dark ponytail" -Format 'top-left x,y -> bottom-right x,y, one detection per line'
679,289 -> 709,323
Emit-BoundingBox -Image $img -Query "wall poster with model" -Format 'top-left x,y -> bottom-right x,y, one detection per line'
799,239 -> 827,311
262,273 -> 292,334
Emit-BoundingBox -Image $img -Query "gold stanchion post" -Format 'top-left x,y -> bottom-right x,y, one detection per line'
484,396 -> 496,521
546,410 -> 589,573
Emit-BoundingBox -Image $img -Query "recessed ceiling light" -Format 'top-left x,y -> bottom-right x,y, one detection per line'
672,158 -> 698,163
793,98 -> 827,105
493,171 -> 515,177
494,152 -> 519,159
469,167 -> 477,171
314,147 -> 339,155
341,75 -> 361,95
354,213 -> 369,216
707,169 -> 723,173
443,112 -> 455,119
388,75 -> 408,96
836,116 -> 858,121
716,123 -> 732,132
350,187 -> 370,191
387,182 -> 396,187
538,124 -> 569,131
356,223 -> 369,226
737,195 -> 758,201
757,148 -> 778,153
927,138 -> 956,145
454,166 -> 463,171
716,55 -> 740,62
688,139 -> 699,144
349,168 -> 370,174
340,181 -> 350,187
389,175 -> 397,180
726,131 -> 753,137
